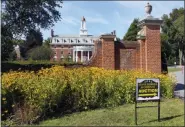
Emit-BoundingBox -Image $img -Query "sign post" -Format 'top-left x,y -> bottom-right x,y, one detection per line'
135,78 -> 160,125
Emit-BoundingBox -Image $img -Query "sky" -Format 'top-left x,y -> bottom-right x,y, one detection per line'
41,1 -> 184,40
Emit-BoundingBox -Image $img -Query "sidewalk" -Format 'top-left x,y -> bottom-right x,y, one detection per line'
170,66 -> 184,99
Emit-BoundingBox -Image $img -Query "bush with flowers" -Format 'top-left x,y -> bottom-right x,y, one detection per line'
1,66 -> 176,125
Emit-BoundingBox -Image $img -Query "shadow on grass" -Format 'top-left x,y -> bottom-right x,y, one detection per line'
174,83 -> 185,91
140,114 -> 184,125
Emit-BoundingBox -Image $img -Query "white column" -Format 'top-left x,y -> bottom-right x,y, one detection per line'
81,50 -> 83,62
73,50 -> 75,62
84,21 -> 86,29
76,51 -> 78,62
88,51 -> 90,61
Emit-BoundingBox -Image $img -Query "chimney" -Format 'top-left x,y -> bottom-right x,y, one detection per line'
51,29 -> 54,37
113,30 -> 116,35
111,32 -> 113,35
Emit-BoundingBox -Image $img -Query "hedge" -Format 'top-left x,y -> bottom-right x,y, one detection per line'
1,61 -> 83,73
1,66 -> 176,125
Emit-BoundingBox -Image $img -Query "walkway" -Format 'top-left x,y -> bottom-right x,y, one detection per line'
171,66 -> 184,99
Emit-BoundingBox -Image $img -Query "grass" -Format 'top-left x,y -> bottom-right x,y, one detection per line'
168,67 -> 182,73
39,98 -> 184,126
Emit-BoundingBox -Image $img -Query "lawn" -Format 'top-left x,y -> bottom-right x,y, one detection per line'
39,98 -> 184,126
168,67 -> 182,73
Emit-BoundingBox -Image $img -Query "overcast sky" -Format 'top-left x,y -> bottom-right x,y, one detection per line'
41,1 -> 184,39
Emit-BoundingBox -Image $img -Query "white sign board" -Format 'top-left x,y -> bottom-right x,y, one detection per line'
136,78 -> 160,101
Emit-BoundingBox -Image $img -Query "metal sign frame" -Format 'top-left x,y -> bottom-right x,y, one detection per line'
135,78 -> 160,125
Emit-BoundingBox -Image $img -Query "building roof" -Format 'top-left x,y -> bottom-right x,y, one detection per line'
54,34 -> 99,38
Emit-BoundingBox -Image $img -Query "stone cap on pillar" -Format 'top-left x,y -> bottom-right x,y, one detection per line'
138,18 -> 163,27
100,34 -> 116,39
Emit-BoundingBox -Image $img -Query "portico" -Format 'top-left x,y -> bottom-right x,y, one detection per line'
73,46 -> 94,62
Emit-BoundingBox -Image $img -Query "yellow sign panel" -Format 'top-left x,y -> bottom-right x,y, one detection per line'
136,78 -> 160,101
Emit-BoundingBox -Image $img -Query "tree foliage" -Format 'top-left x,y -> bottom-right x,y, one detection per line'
2,0 -> 63,36
123,18 -> 140,41
28,45 -> 54,60
169,7 -> 184,22
1,0 -> 63,61
26,29 -> 43,48
1,24 -> 14,61
18,29 -> 43,59
161,7 -> 184,65
43,37 -> 51,47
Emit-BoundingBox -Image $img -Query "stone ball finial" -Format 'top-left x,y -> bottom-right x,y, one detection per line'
145,2 -> 152,16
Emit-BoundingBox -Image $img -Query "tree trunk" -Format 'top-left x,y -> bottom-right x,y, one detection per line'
179,48 -> 182,65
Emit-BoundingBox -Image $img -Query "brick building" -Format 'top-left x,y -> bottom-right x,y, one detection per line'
50,16 -> 99,62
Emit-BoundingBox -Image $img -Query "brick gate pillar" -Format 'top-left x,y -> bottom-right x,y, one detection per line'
137,3 -> 163,73
100,34 -> 116,70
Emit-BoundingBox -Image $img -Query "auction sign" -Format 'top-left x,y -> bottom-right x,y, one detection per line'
136,78 -> 160,101
135,78 -> 160,125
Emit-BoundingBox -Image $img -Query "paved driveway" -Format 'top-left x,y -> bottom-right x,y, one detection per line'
171,66 -> 184,98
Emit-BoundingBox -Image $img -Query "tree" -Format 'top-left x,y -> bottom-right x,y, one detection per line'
174,15 -> 185,65
18,29 -> 43,59
161,8 -> 184,65
169,7 -> 184,22
26,29 -> 43,48
2,0 -> 63,36
123,18 -> 140,41
1,24 -> 14,61
43,37 -> 51,47
28,45 -> 54,60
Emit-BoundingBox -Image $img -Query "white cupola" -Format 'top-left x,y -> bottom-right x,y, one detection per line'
80,16 -> 88,36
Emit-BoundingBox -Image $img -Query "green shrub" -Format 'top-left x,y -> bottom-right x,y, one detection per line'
2,66 -> 176,125
8,51 -> 17,61
28,46 -> 54,60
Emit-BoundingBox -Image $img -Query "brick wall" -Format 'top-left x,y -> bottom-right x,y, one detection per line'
88,40 -> 103,68
88,35 -> 115,69
115,42 -> 137,70
88,26 -> 161,73
145,25 -> 161,73
101,37 -> 115,70
119,49 -> 136,70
